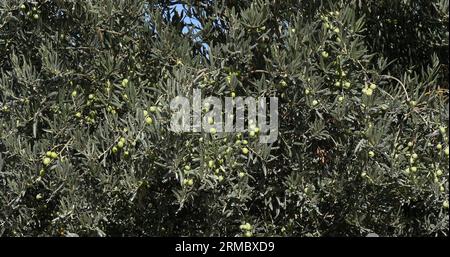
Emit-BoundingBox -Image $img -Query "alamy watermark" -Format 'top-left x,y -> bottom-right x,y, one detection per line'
169,89 -> 279,143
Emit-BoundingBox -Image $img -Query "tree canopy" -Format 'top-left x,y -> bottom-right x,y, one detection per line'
0,0 -> 448,236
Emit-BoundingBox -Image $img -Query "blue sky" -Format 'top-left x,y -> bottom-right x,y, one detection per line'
173,3 -> 210,54
173,4 -> 202,35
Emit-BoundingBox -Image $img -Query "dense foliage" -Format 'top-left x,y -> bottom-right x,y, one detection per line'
0,0 -> 448,236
